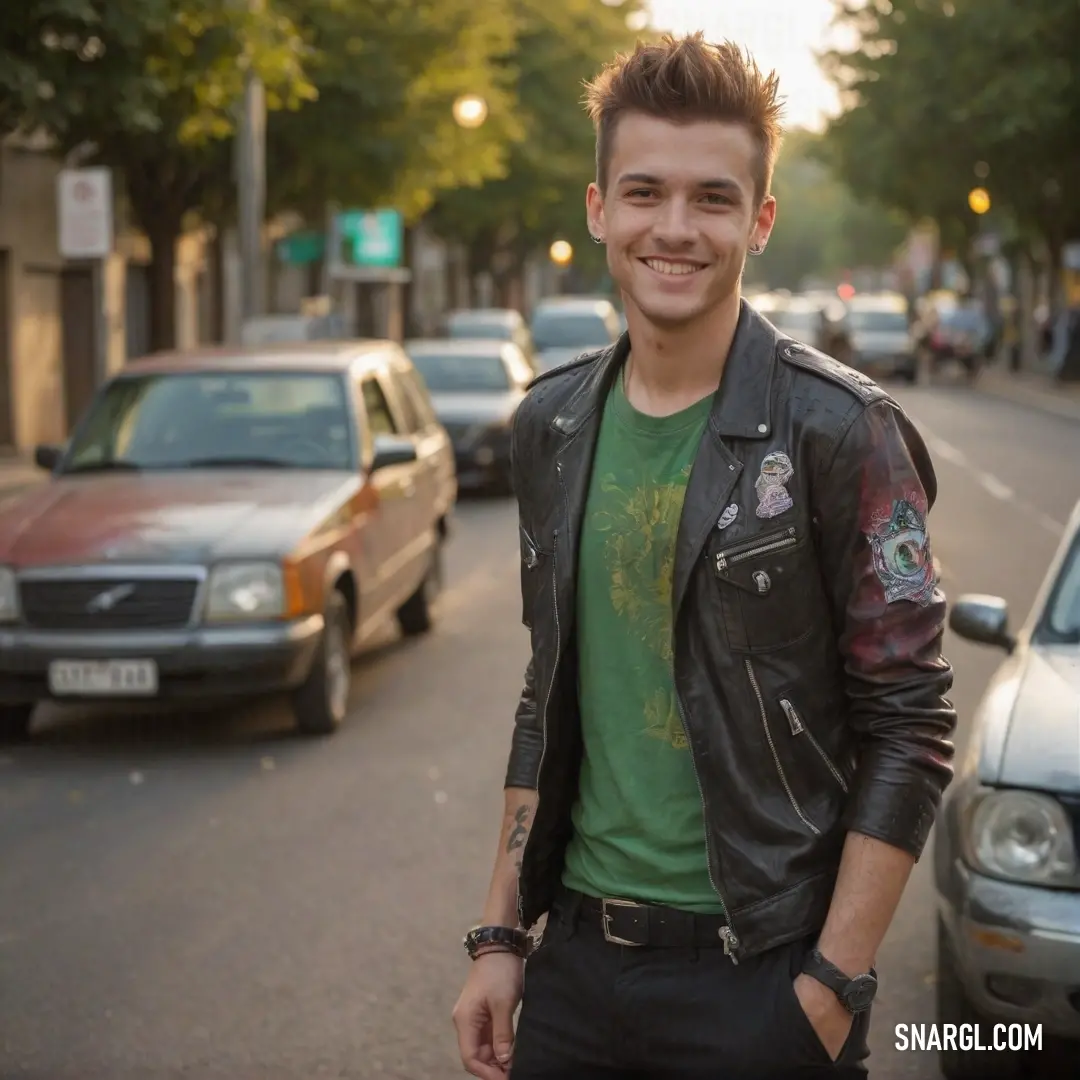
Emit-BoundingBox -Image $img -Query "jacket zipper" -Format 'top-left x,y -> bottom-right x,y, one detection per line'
675,684 -> 740,962
714,526 -> 796,572
780,699 -> 848,793
520,525 -> 541,570
518,463 -> 564,927
745,659 -> 820,836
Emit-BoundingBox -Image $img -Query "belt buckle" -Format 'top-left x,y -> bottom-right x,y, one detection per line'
601,898 -> 644,946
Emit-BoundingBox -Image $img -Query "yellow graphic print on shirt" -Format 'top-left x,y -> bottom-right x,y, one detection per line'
591,465 -> 692,750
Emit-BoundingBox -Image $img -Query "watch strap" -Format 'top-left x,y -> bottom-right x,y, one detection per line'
463,925 -> 529,960
801,948 -> 878,1012
801,948 -> 850,994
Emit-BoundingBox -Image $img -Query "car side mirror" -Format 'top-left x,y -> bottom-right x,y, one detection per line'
370,435 -> 417,472
949,594 -> 1015,653
34,444 -> 61,471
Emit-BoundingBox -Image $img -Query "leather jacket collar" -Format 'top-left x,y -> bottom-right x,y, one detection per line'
550,298 -> 780,442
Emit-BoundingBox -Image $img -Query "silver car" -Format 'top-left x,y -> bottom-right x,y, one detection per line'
933,498 -> 1080,1077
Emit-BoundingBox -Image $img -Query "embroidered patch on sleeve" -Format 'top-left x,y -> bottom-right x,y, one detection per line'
867,496 -> 936,606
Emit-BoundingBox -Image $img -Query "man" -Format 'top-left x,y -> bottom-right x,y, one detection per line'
452,32 -> 956,1080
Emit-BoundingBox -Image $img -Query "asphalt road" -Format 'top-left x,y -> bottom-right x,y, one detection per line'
1,379 -> 1077,1080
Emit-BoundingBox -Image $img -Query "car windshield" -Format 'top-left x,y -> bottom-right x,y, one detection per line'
531,311 -> 614,350
447,315 -> 513,341
941,309 -> 988,332
61,371 -> 354,472
409,352 -> 512,393
1045,535 -> 1080,641
848,310 -> 909,332
770,309 -> 819,332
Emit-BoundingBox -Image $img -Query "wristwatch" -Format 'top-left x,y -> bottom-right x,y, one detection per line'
462,925 -> 529,960
800,948 -> 878,1013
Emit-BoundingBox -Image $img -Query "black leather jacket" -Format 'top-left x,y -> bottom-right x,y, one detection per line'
505,301 -> 956,962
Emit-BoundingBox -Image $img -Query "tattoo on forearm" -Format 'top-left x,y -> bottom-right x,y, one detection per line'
506,804 -> 530,856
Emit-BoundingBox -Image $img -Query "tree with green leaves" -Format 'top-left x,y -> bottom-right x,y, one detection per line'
819,0 -> 1080,280
425,0 -> 652,302
0,0 -> 314,350
267,0 -> 523,227
745,128 -> 908,291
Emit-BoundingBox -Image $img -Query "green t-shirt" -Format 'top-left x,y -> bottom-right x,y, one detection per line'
560,368 -> 724,913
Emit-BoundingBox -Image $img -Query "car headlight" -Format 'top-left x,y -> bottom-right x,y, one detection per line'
963,788 -> 1077,885
205,562 -> 285,622
0,567 -> 18,623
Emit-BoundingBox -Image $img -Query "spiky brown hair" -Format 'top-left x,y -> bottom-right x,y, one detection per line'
583,32 -> 784,205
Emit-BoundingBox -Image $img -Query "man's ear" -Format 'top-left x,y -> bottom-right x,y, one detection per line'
586,182 -> 606,240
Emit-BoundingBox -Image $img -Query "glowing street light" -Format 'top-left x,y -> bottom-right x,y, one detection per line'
452,94 -> 488,129
968,187 -> 991,215
549,240 -> 573,266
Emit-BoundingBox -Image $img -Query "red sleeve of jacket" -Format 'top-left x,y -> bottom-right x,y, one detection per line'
815,397 -> 957,859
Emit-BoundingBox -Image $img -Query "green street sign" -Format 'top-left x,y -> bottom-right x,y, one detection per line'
276,230 -> 326,265
337,209 -> 403,268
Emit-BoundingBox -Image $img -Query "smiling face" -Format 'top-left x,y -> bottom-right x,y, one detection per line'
586,112 -> 776,331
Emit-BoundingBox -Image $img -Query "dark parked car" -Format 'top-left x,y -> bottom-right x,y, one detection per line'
0,341 -> 455,739
933,497 -> 1080,1077
404,338 -> 533,493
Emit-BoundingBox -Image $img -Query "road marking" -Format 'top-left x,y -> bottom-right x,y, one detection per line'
922,433 -> 968,468
1038,514 -> 1065,537
977,473 -> 1014,502
910,416 -> 1066,536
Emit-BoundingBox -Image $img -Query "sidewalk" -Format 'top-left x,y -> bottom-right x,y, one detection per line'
973,362 -> 1080,424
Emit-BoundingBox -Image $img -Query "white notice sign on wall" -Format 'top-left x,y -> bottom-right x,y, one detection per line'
57,167 -> 114,259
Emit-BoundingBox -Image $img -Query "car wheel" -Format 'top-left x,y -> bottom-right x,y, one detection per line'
396,537 -> 442,637
0,703 -> 35,742
291,590 -> 351,736
937,916 -> 1023,1079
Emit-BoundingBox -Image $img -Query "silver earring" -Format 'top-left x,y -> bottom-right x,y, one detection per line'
591,233 -> 604,244
749,242 -> 765,255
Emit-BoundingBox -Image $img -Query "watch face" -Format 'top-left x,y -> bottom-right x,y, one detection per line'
844,974 -> 878,1011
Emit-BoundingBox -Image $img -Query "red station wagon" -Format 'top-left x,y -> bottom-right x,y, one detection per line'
0,341 -> 456,739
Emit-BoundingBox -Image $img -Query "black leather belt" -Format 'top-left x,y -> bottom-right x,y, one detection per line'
568,891 -> 732,948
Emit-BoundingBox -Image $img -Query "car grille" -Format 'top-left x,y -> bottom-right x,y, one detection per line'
18,577 -> 199,630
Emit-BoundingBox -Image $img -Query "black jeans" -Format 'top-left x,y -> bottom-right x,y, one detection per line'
510,889 -> 872,1080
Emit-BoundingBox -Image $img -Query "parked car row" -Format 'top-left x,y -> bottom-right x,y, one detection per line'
748,288 -> 919,382
416,294 -> 624,490
0,292 -> 626,743
443,295 -> 622,374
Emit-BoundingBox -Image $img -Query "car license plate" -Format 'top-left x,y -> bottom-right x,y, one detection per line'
48,659 -> 159,697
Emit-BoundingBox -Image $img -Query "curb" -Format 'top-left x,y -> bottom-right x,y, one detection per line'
973,372 -> 1080,424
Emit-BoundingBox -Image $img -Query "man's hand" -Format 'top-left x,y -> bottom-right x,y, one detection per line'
792,972 -> 853,1062
452,951 -> 524,1079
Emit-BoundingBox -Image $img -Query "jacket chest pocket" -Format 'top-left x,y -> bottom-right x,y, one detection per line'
709,524 -> 817,652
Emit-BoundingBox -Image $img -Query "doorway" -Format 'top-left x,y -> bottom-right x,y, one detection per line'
0,250 -> 13,448
60,266 -> 96,433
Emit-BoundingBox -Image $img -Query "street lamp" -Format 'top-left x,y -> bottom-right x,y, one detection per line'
968,187 -> 991,215
549,240 -> 573,266
453,94 -> 488,129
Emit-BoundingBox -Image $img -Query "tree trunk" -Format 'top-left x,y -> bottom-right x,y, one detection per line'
146,220 -> 180,352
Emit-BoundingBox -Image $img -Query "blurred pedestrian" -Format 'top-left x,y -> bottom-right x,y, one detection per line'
452,31 -> 955,1080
